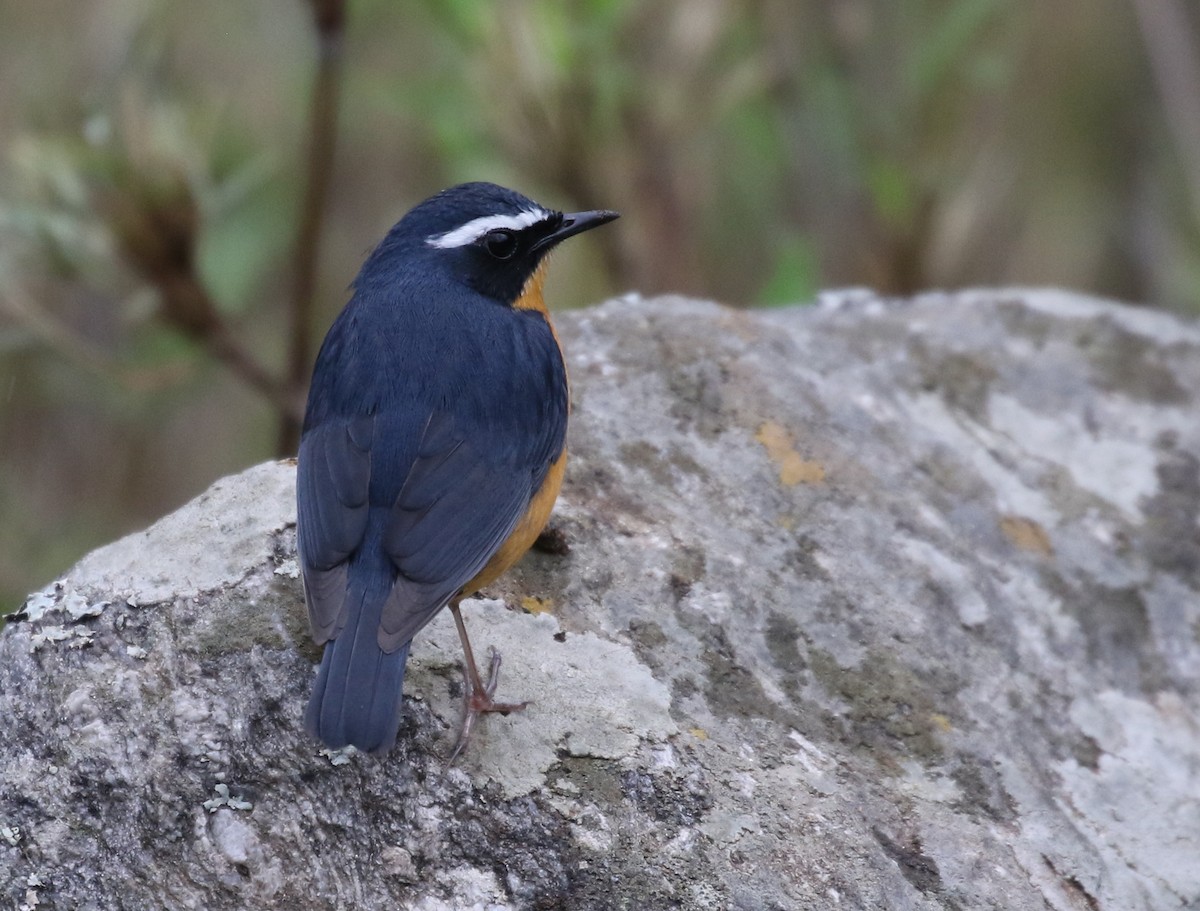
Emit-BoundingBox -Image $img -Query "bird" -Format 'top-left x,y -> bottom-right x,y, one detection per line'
295,181 -> 618,757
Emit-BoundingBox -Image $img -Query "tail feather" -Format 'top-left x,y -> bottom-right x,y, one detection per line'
305,566 -> 410,753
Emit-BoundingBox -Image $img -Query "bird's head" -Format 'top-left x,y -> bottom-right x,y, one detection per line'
362,182 -> 618,306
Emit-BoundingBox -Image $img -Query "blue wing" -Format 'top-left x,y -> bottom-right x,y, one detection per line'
295,415 -> 373,641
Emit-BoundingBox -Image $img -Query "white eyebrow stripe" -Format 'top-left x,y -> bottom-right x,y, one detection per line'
427,208 -> 551,249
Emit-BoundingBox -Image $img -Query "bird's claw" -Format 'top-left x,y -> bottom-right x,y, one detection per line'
447,648 -> 529,764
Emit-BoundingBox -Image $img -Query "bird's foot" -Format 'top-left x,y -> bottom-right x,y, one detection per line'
448,648 -> 528,764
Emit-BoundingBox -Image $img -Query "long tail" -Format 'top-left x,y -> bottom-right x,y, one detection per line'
304,557 -> 409,753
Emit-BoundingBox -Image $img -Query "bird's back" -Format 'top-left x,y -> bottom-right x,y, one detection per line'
297,276 -> 568,751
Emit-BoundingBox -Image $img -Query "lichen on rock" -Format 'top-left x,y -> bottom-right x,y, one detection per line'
2,289 -> 1199,910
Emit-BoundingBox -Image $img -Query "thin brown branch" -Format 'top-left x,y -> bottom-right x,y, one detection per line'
156,274 -> 302,420
101,175 -> 302,421
0,285 -> 188,393
278,0 -> 347,456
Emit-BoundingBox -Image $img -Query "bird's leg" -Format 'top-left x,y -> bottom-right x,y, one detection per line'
447,599 -> 528,763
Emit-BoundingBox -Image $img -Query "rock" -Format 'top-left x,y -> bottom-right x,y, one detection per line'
2,289 -> 1199,910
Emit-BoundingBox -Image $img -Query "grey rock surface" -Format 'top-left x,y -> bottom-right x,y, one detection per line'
2,289 -> 1199,910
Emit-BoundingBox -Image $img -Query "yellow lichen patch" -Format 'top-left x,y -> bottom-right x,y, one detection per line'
929,713 -> 953,732
520,595 -> 556,615
689,727 -> 709,740
755,421 -> 826,486
999,515 -> 1054,556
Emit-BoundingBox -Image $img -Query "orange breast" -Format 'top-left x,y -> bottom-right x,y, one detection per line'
513,258 -> 568,357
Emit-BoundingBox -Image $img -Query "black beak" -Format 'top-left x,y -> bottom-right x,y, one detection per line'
531,209 -> 620,253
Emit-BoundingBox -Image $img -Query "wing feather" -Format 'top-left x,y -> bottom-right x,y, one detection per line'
376,413 -> 537,649
296,418 -> 372,641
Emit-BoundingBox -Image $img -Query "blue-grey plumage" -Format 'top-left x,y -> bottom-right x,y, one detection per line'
296,183 -> 617,753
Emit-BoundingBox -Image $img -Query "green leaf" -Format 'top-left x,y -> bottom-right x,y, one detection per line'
197,170 -> 292,314
867,157 -> 917,230
909,0 -> 1003,98
757,234 -> 819,307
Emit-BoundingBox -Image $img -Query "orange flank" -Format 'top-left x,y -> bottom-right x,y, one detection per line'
464,447 -> 568,595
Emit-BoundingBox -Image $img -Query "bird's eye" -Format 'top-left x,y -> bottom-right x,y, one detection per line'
483,230 -> 518,260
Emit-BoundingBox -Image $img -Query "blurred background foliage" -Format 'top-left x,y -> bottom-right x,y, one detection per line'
1,0 -> 1198,611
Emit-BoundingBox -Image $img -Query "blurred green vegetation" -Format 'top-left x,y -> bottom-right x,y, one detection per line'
1,0 -> 1198,611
